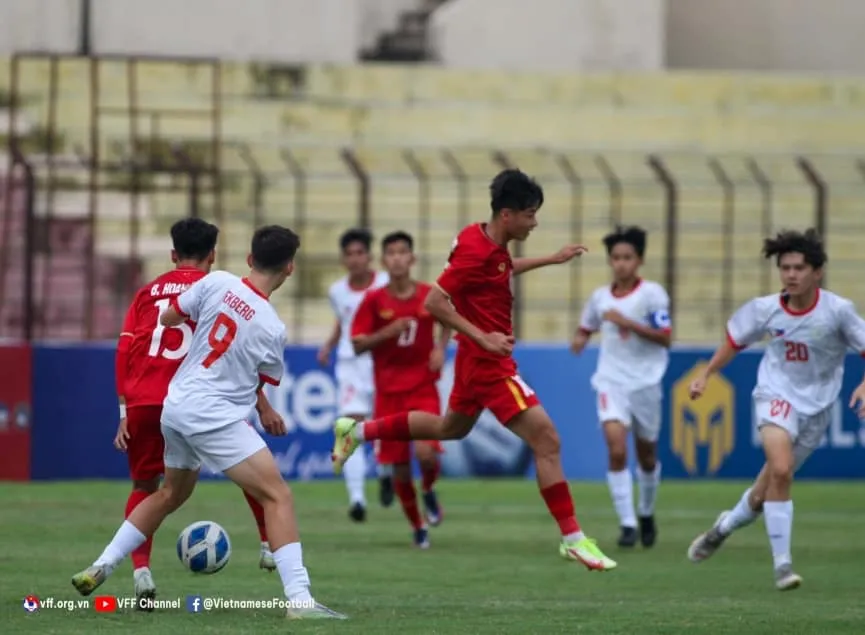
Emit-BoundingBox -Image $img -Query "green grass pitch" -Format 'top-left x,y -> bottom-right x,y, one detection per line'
4,479 -> 865,634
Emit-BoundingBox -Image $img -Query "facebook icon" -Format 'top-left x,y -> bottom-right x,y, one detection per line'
186,595 -> 203,613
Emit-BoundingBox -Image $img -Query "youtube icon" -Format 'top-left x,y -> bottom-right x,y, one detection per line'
94,596 -> 117,613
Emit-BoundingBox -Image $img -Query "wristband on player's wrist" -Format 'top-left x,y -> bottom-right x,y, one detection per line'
119,404 -> 127,419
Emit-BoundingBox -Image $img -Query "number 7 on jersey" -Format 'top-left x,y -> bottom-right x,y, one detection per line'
203,313 -> 238,368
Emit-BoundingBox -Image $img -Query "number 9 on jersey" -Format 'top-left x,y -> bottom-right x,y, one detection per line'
203,313 -> 238,368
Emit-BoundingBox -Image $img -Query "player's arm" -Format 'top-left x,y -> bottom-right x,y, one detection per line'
425,286 -> 487,345
317,289 -> 342,366
691,299 -> 763,398
115,301 -> 137,413
256,331 -> 287,435
113,301 -> 137,450
837,301 -> 865,415
571,291 -> 600,354
322,320 -> 341,352
512,244 -> 588,276
619,320 -> 671,347
162,274 -> 211,327
431,242 -> 512,355
255,387 -> 274,414
436,324 -> 453,350
160,305 -> 185,327
351,294 -> 406,354
605,288 -> 673,348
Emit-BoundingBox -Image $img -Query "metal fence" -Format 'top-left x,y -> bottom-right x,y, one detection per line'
2,52 -> 862,344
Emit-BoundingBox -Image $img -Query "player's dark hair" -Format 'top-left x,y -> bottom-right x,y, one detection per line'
339,228 -> 372,253
381,230 -> 413,251
762,228 -> 826,269
489,169 -> 544,215
603,225 -> 647,258
170,217 -> 219,261
251,225 -> 301,273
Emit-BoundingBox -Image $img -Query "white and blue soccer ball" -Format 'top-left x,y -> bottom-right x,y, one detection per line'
177,521 -> 231,574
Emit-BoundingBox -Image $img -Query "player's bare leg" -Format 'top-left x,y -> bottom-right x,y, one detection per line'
634,436 -> 661,548
508,406 -> 617,571
334,408 -> 615,569
393,461 -> 429,548
242,489 -> 275,571
415,441 -> 443,526
126,476 -> 160,610
342,414 -> 369,522
688,465 -> 766,563
760,425 -> 801,590
602,421 -> 637,547
73,468 -> 199,599
333,410 -> 473,473
225,448 -> 346,619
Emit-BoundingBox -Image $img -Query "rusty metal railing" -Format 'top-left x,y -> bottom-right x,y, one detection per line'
0,52 -> 853,343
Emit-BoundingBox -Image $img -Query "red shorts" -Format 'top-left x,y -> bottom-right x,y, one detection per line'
374,383 -> 443,465
126,405 -> 165,481
448,350 -> 539,425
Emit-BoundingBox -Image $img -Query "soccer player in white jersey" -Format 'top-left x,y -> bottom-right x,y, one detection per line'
71,226 -> 345,620
317,228 -> 389,521
571,226 -> 671,548
687,229 -> 865,591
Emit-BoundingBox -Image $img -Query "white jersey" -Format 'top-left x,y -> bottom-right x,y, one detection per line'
727,289 -> 865,415
579,279 -> 671,390
328,271 -> 389,362
163,271 -> 286,434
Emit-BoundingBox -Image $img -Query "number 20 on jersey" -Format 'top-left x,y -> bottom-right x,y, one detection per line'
784,341 -> 809,362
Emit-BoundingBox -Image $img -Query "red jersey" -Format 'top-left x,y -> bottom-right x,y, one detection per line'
436,223 -> 516,371
351,282 -> 439,395
117,267 -> 205,407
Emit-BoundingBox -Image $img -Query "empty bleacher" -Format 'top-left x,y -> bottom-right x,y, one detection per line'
2,57 -> 865,342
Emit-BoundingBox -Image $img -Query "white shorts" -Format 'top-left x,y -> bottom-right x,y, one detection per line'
162,420 -> 267,473
335,357 -> 374,417
595,382 -> 662,442
754,396 -> 832,470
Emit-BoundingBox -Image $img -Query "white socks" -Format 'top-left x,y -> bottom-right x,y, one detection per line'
273,542 -> 313,603
763,500 -> 793,569
637,462 -> 661,517
563,530 -> 586,543
93,520 -> 146,574
343,450 -> 367,506
718,487 -> 760,536
606,470 -> 637,528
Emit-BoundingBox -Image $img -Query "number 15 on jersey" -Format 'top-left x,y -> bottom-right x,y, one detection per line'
150,298 -> 192,360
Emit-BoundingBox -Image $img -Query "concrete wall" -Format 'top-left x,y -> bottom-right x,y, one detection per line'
1,0 -> 864,73
428,0 -> 665,71
0,0 -> 359,63
666,0 -> 865,73
92,0 -> 358,63
0,0 -> 80,54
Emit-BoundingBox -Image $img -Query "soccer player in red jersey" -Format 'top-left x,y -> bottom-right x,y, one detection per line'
114,218 -> 282,607
333,169 -> 617,571
351,231 -> 450,548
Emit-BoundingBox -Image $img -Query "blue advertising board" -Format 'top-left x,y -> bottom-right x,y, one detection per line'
28,344 -> 865,481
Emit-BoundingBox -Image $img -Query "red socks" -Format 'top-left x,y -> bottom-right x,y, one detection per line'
126,489 -> 153,569
362,413 -> 411,441
394,479 -> 424,530
540,481 -> 581,536
421,459 -> 440,493
243,490 -> 268,542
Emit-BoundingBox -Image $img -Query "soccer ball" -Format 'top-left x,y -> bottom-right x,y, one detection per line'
177,521 -> 231,574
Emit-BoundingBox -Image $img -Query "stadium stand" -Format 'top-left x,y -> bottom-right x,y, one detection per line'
2,58 -> 865,342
